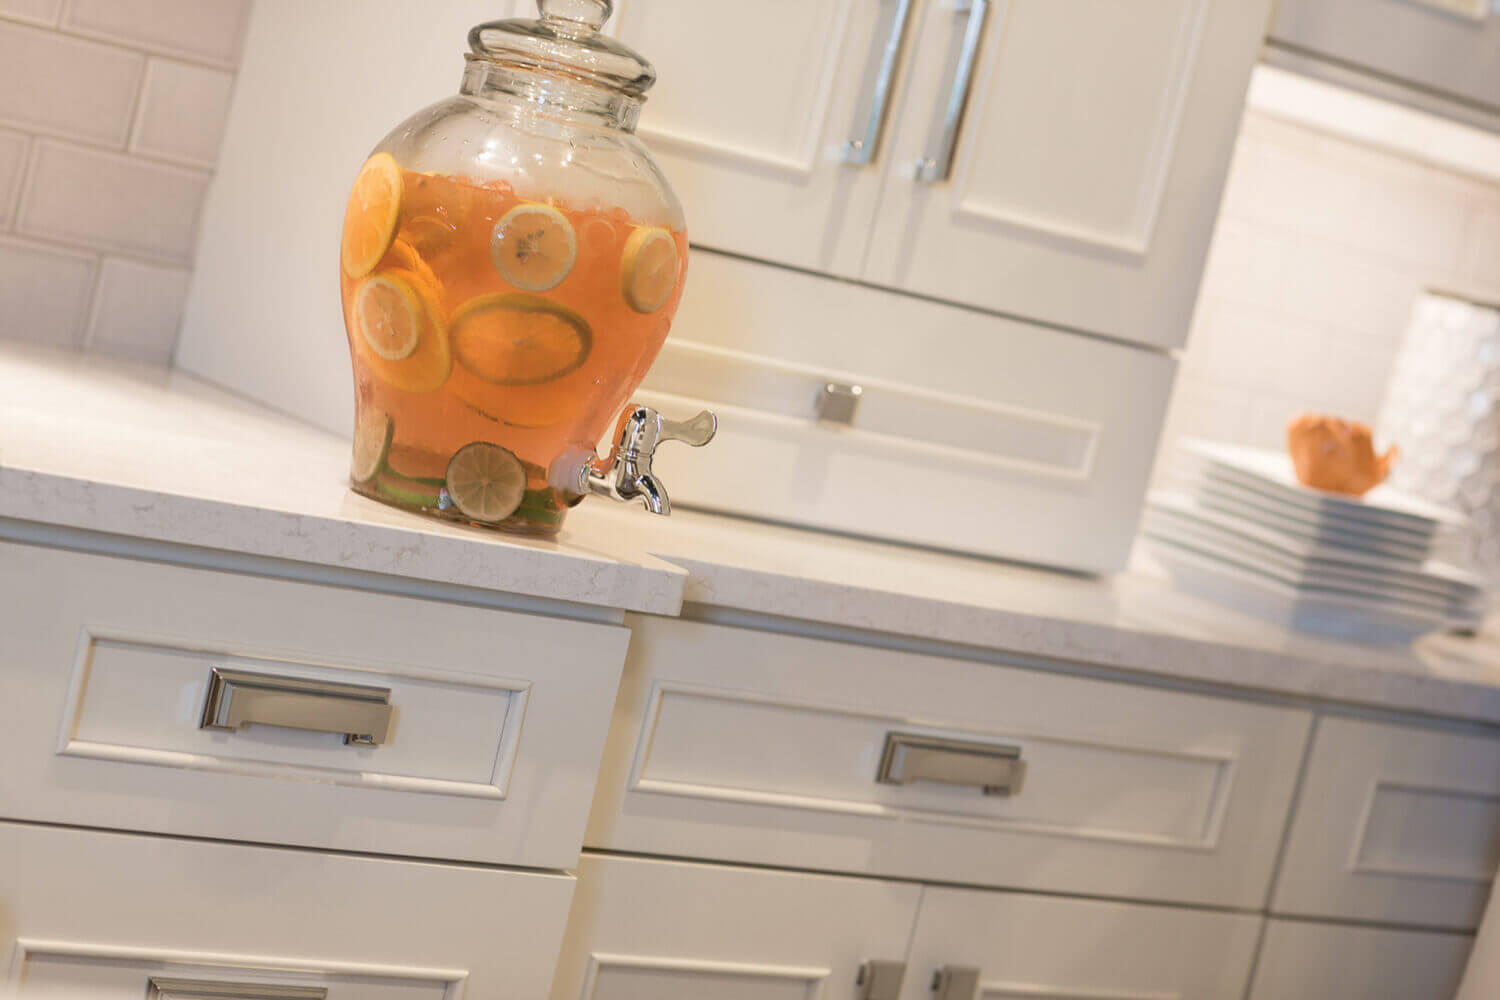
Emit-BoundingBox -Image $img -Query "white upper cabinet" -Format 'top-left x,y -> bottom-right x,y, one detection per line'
864,0 -> 1273,348
1270,0 -> 1500,131
609,0 -> 900,275
614,0 -> 1271,349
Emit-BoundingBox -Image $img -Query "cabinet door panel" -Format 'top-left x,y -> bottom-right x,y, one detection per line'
608,0 -> 901,274
550,855 -> 922,1000
1248,920 -> 1473,1000
865,0 -> 1271,348
900,887 -> 1260,1000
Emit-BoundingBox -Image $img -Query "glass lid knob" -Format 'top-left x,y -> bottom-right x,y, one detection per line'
538,0 -> 612,32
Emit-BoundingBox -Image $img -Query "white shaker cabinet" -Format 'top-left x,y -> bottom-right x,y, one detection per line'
615,0 -> 1272,349
863,0 -> 1273,347
1269,0 -> 1500,132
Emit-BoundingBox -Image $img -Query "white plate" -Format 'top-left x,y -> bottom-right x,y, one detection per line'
1145,537 -> 1465,645
1183,439 -> 1468,532
1144,504 -> 1481,615
1146,493 -> 1484,600
1190,482 -> 1437,564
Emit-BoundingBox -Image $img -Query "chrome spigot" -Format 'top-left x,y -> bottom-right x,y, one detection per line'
552,404 -> 717,515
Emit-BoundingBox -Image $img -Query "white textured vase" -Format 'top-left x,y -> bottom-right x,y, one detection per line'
1377,291 -> 1500,586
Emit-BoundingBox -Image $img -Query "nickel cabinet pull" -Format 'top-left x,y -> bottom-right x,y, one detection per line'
876,731 -> 1026,796
843,0 -> 919,165
931,966 -> 981,1000
913,0 -> 991,183
199,666 -> 395,746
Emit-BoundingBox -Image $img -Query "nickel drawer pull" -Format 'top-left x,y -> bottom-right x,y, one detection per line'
148,978 -> 328,999
857,960 -> 908,1000
199,667 -> 394,747
913,0 -> 991,183
931,966 -> 981,1000
842,0 -> 918,165
876,732 -> 1026,796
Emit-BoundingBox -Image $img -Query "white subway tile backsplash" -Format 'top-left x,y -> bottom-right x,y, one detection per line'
131,58 -> 235,167
85,255 -> 189,362
0,0 -> 62,26
0,21 -> 144,146
0,128 -> 28,226
0,236 -> 97,347
19,140 -> 209,261
62,0 -> 251,67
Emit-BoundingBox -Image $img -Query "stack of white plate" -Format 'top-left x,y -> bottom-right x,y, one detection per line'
1142,440 -> 1484,644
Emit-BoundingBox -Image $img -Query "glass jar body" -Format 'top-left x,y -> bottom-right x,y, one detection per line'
339,69 -> 687,534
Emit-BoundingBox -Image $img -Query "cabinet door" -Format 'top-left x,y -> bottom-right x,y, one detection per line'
901,886 -> 1261,1000
550,854 -> 921,1000
1271,0 -> 1500,120
863,0 -> 1271,349
1248,920 -> 1473,1000
607,0 -> 907,275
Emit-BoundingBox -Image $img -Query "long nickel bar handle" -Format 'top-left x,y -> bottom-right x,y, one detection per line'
148,977 -> 328,999
913,0 -> 991,183
876,732 -> 1025,796
842,0 -> 918,165
199,667 -> 394,747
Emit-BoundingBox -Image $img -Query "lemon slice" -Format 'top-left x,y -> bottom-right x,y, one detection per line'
349,408 -> 393,484
491,203 -> 577,292
354,273 -> 424,361
445,441 -> 527,523
451,292 -> 592,385
348,270 -> 451,393
341,153 -> 403,279
620,226 -> 679,313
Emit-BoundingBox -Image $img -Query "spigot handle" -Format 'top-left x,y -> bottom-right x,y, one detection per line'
658,409 -> 718,449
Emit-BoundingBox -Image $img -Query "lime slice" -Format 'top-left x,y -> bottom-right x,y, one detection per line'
492,203 -> 577,292
349,408 -> 393,484
445,442 -> 527,523
450,292 -> 592,386
620,226 -> 679,313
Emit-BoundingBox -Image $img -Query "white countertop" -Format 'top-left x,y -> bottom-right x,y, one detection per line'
5,340 -> 1500,724
577,499 -> 1500,727
0,342 -> 686,615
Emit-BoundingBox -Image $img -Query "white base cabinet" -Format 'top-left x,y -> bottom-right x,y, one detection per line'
0,821 -> 576,999
551,855 -> 1262,1000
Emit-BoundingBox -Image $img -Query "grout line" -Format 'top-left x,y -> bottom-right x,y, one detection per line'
77,252 -> 107,350
122,56 -> 152,157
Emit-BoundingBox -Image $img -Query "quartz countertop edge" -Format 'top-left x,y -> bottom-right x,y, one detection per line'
0,342 -> 686,616
574,506 -> 1500,727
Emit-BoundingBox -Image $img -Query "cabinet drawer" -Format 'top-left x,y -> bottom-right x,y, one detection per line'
1272,716 -> 1500,929
586,616 -> 1312,907
1247,920 -> 1473,1000
1,821 -> 574,998
0,541 -> 629,868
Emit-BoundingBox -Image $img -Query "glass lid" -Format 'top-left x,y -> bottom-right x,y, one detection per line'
468,0 -> 656,98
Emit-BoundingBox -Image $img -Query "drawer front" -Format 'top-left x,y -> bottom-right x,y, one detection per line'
1272,716 -> 1500,928
1,821 -> 575,999
1247,920 -> 1473,1000
0,541 -> 629,868
551,854 -> 923,1000
901,887 -> 1260,1000
586,617 -> 1313,907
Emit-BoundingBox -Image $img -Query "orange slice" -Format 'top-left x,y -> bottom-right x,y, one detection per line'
341,153 -> 403,279
445,442 -> 526,523
450,292 -> 592,386
349,270 -> 451,393
620,226 -> 679,313
491,203 -> 577,292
